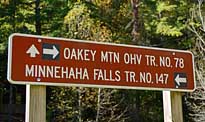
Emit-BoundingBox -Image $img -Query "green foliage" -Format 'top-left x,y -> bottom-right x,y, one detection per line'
64,2 -> 113,42
140,0 -> 192,48
47,87 -> 79,121
156,19 -> 184,37
155,1 -> 184,37
156,1 -> 177,13
0,0 -> 200,121
41,0 -> 69,36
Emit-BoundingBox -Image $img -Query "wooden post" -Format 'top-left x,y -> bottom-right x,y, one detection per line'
29,85 -> 46,122
163,91 -> 183,122
25,85 -> 30,122
171,91 -> 183,122
163,91 -> 172,122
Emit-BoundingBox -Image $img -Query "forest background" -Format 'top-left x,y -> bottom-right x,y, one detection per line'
0,0 -> 205,122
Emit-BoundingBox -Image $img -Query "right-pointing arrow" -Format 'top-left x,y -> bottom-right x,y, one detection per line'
43,45 -> 59,59
175,74 -> 187,86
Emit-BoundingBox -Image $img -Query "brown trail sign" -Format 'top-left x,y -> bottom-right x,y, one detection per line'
8,33 -> 195,92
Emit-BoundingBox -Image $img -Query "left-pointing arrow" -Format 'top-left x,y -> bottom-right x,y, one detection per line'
175,74 -> 187,86
43,45 -> 59,59
26,44 -> 40,58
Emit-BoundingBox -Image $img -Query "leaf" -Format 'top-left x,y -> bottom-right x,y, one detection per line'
156,22 -> 183,37
157,2 -> 177,13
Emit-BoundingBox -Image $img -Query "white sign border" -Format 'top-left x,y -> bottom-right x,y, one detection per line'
7,33 -> 196,92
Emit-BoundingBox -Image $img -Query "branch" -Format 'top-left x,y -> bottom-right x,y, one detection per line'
198,0 -> 205,31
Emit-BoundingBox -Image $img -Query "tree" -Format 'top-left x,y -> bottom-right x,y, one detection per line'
48,1 -> 129,121
140,0 -> 193,48
0,1 -> 39,121
95,88 -> 128,122
131,0 -> 141,44
35,0 -> 41,35
184,0 -> 205,121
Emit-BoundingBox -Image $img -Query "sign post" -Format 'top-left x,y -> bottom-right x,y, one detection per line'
163,91 -> 172,122
29,85 -> 46,122
171,91 -> 183,122
7,33 -> 195,122
25,85 -> 30,122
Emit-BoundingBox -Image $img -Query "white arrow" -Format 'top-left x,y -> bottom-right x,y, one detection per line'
175,74 -> 187,86
43,45 -> 59,59
26,44 -> 40,58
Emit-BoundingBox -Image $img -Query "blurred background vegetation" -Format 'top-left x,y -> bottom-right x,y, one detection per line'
0,0 -> 205,122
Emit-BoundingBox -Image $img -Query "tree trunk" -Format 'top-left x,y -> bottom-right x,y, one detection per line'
35,0 -> 41,35
96,88 -> 101,122
185,0 -> 205,121
78,87 -> 82,122
12,0 -> 16,32
130,0 -> 141,121
131,0 -> 140,45
8,85 -> 13,122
